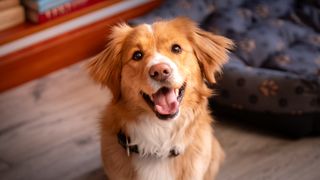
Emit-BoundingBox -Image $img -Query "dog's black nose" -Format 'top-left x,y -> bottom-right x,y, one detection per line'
149,63 -> 172,82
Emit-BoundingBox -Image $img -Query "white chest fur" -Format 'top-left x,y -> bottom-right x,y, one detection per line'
126,115 -> 176,157
133,157 -> 174,180
125,114 -> 189,180
125,115 -> 178,179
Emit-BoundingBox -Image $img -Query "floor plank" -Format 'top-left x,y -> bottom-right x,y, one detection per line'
215,121 -> 320,180
0,61 -> 110,180
0,60 -> 319,180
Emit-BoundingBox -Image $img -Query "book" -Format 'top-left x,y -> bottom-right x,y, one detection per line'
0,6 -> 25,31
0,0 -> 20,11
26,0 -> 103,23
22,0 -> 71,12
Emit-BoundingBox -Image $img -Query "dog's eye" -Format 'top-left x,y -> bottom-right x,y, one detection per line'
132,51 -> 143,61
171,44 -> 182,54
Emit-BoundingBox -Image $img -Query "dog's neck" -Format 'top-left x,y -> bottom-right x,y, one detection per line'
121,107 -> 199,158
117,130 -> 180,158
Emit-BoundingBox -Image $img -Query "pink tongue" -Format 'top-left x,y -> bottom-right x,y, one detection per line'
152,88 -> 179,115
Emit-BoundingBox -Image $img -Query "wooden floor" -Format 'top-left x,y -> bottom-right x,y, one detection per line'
0,61 -> 320,180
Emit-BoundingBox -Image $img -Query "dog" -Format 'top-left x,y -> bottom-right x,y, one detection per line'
88,17 -> 233,180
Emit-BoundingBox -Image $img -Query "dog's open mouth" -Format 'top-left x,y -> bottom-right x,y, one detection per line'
141,82 -> 186,120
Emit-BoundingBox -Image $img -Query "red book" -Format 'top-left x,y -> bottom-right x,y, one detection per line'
26,0 -> 104,23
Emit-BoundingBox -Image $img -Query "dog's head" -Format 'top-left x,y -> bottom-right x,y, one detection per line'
88,17 -> 233,120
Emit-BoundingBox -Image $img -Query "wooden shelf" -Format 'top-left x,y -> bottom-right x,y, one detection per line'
0,0 -> 162,93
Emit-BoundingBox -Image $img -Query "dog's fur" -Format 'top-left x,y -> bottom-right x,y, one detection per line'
88,17 -> 233,180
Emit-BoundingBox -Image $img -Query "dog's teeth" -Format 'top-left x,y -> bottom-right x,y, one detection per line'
150,95 -> 154,101
175,89 -> 179,96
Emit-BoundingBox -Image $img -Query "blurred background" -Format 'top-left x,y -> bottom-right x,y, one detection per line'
0,0 -> 319,179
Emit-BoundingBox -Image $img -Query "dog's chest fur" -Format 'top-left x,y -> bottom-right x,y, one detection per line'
126,114 -> 186,157
132,157 -> 174,180
125,114 -> 189,180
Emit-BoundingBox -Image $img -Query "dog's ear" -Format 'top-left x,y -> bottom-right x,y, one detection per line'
87,23 -> 132,102
186,19 -> 234,84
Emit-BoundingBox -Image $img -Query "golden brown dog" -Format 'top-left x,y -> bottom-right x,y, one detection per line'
88,17 -> 233,180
